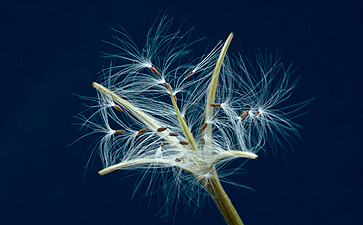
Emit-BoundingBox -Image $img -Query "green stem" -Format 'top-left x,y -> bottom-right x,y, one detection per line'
204,33 -> 233,157
92,82 -> 185,151
201,33 -> 243,224
203,167 -> 244,225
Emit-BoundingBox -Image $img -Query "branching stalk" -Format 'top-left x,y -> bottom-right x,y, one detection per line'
200,33 -> 245,225
93,33 -> 253,225
75,14 -> 311,225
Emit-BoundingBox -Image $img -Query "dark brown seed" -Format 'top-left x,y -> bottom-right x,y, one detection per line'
149,66 -> 160,75
173,95 -> 177,103
175,158 -> 182,162
210,103 -> 221,108
138,128 -> 149,134
240,110 -> 249,119
113,104 -> 123,112
199,123 -> 208,131
157,127 -> 168,132
254,110 -> 260,116
200,137 -> 205,142
115,130 -> 126,134
163,82 -> 171,91
169,132 -> 179,136
179,141 -> 188,145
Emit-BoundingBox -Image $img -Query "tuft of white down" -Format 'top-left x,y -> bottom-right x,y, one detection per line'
75,15 -> 312,216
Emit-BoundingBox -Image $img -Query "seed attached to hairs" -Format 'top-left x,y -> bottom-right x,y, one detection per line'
200,137 -> 205,142
179,141 -> 188,145
138,128 -> 149,134
254,110 -> 260,116
173,95 -> 177,103
149,66 -> 160,75
169,132 -> 179,136
175,158 -> 182,162
157,127 -> 168,132
115,130 -> 126,134
163,82 -> 171,91
199,123 -> 208,131
113,104 -> 123,112
210,103 -> 221,108
240,110 -> 249,119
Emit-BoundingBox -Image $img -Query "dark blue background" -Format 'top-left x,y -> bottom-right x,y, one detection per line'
1,0 -> 362,224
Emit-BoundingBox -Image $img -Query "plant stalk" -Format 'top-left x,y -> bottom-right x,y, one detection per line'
203,167 -> 244,225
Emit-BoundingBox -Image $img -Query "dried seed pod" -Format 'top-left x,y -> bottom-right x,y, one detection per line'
113,104 -> 123,112
179,141 -> 188,145
254,110 -> 260,116
149,66 -> 160,75
199,123 -> 208,131
210,103 -> 221,108
115,130 -> 126,134
157,127 -> 168,132
169,132 -> 179,137
240,110 -> 249,119
138,128 -> 149,134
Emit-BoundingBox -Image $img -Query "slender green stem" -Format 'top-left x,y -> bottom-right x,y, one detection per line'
92,82 -> 185,151
204,33 -> 233,157
202,33 -> 244,225
167,85 -> 202,163
94,33 -> 248,225
203,168 -> 244,225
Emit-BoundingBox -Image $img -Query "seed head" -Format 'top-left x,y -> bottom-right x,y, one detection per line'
75,14 -> 312,219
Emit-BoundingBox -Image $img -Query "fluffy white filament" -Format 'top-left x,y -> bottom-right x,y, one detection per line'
74,14 -> 312,216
